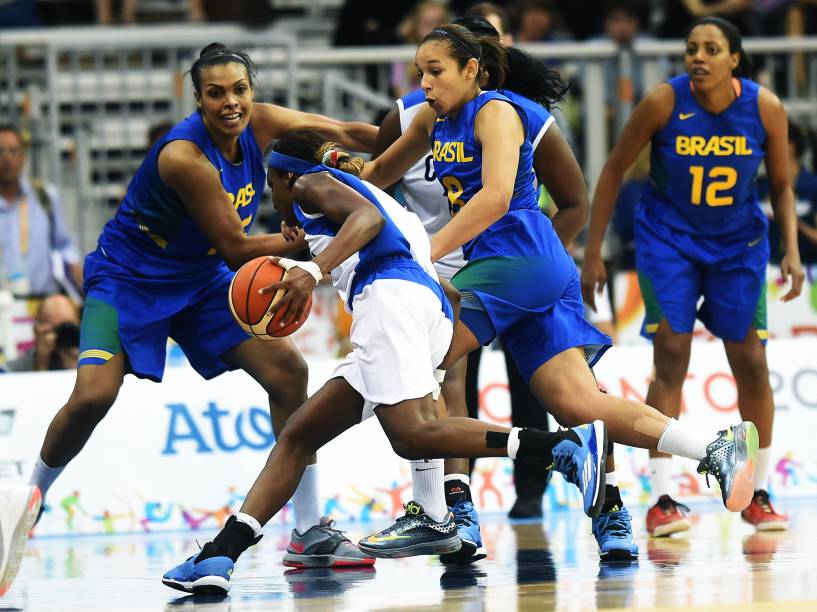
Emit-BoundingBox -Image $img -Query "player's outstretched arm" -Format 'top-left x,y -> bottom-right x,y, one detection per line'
159,140 -> 305,269
252,103 -> 378,154
582,83 -> 674,310
362,104 -> 434,189
759,86 -> 804,301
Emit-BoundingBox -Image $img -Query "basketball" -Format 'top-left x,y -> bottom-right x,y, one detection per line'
228,256 -> 313,339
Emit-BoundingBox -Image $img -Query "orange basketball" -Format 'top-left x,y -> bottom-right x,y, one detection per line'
228,256 -> 313,339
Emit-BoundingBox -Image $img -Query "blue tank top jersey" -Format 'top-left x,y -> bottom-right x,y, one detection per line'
431,91 -> 548,261
97,112 -> 265,278
642,74 -> 768,240
498,90 -> 554,151
293,167 -> 453,319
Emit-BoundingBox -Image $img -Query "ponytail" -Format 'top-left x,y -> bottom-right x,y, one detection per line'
271,131 -> 364,178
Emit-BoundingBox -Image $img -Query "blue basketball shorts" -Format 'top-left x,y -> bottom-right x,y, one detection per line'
77,250 -> 250,381
634,211 -> 769,344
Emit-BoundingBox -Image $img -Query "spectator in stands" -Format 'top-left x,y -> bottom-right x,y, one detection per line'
333,0 -> 416,46
659,0 -> 761,39
391,0 -> 451,97
0,125 -> 83,298
1,294 -> 80,372
758,119 -> 817,264
512,0 -> 571,42
0,0 -> 40,27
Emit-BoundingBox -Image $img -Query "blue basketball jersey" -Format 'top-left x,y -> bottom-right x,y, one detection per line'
641,74 -> 767,241
293,166 -> 452,319
498,89 -> 555,153
98,112 -> 265,278
431,91 -> 546,260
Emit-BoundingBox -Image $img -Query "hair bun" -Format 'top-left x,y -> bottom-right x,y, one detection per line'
321,148 -> 349,168
200,42 -> 228,58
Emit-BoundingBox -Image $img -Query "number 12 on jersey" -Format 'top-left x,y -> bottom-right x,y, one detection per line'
689,166 -> 737,207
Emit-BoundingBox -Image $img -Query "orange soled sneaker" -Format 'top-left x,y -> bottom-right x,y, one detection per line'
741,490 -> 788,531
646,495 -> 691,537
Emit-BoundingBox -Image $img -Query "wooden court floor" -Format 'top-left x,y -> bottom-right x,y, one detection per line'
2,498 -> 814,611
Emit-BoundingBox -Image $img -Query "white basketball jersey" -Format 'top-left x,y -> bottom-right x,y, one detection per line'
397,93 -> 466,281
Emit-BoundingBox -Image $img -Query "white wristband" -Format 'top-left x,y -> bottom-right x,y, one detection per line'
274,257 -> 323,284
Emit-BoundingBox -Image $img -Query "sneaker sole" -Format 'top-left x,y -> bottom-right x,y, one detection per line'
283,553 -> 376,568
586,421 -> 607,518
439,541 -> 487,565
358,535 -> 462,559
649,518 -> 691,538
600,547 -> 639,561
725,422 -> 759,512
752,520 -> 789,532
0,486 -> 42,597
161,575 -> 230,595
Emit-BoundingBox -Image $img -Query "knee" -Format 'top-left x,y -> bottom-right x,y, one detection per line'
66,384 -> 118,425
261,346 -> 308,405
546,388 -> 598,428
653,343 -> 690,386
386,425 -> 435,460
732,345 -> 769,384
276,417 -> 319,459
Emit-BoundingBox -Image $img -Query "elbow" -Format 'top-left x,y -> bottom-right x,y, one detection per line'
367,210 -> 386,237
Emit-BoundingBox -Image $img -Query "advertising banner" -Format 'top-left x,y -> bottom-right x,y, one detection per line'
1,337 -> 816,537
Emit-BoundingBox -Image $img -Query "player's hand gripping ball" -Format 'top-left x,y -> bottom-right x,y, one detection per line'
228,256 -> 313,339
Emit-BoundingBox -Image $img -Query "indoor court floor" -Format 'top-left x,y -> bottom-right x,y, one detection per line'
2,498 -> 815,611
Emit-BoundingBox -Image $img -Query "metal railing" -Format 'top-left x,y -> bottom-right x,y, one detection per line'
1,25 -> 817,254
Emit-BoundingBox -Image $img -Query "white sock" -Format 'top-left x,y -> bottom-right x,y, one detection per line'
291,463 -> 321,533
656,418 -> 711,461
410,459 -> 447,522
605,471 -> 617,488
649,457 -> 673,505
235,512 -> 263,538
755,446 -> 772,492
507,427 -> 521,460
29,456 -> 64,500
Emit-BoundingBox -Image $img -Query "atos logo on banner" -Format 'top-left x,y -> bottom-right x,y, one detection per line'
162,402 -> 275,455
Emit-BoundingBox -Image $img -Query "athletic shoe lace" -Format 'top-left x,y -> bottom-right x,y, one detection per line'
319,518 -> 351,540
450,501 -> 474,527
551,445 -> 580,487
594,507 -> 632,538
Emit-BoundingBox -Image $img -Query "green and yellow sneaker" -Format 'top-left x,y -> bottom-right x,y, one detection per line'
697,421 -> 759,512
358,501 -> 461,559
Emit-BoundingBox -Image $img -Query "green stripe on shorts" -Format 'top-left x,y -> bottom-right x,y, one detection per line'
636,270 -> 663,335
78,296 -> 122,359
753,280 -> 768,339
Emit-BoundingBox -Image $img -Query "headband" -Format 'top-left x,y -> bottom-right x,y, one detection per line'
203,51 -> 248,66
267,151 -> 317,175
429,28 -> 482,61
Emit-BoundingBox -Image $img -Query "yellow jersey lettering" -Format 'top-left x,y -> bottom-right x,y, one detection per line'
433,141 -> 474,163
675,135 -> 752,156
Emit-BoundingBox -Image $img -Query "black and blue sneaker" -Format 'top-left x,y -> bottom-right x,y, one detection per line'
162,553 -> 234,595
358,501 -> 461,558
551,421 -> 607,518
439,500 -> 487,565
592,503 -> 639,561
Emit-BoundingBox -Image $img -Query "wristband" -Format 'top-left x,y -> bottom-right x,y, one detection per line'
274,258 -> 323,284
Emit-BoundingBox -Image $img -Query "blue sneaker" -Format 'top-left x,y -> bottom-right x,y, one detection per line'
162,553 -> 234,595
439,500 -> 487,565
592,505 -> 639,561
551,421 -> 606,517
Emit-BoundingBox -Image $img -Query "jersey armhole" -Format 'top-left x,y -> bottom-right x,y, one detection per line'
532,116 -> 555,151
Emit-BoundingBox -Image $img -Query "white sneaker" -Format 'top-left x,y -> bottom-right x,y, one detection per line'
0,485 -> 41,597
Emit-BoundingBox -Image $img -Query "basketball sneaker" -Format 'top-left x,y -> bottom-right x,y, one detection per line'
646,495 -> 691,537
741,490 -> 788,531
592,503 -> 639,560
550,421 -> 606,518
439,500 -> 487,565
0,485 -> 41,597
284,517 -> 375,568
358,501 -> 461,558
697,421 -> 759,512
162,553 -> 234,595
